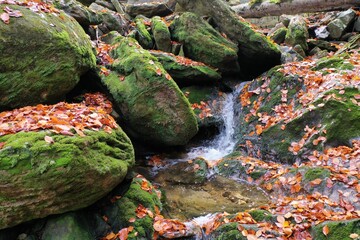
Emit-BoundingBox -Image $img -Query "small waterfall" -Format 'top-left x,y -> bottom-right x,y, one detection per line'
186,82 -> 247,161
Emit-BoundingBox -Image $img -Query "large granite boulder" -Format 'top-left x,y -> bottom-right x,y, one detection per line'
0,3 -> 96,110
170,12 -> 240,74
327,9 -> 357,39
101,36 -> 198,146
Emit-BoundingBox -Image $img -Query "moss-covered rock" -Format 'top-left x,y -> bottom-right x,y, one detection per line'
0,4 -> 96,110
88,3 -> 130,36
313,56 -> 354,71
102,36 -> 198,146
134,16 -> 154,49
0,128 -> 134,229
150,51 -> 221,86
285,16 -> 309,51
234,52 -> 360,163
53,0 -> 101,27
181,85 -> 221,130
261,88 -> 360,162
269,27 -> 287,44
41,212 -> 93,240
248,209 -> 275,222
336,34 -> 360,55
151,16 -> 172,52
302,167 -> 331,182
175,0 -> 281,75
103,176 -> 162,239
311,219 -> 360,240
170,12 -> 240,74
209,222 -> 246,240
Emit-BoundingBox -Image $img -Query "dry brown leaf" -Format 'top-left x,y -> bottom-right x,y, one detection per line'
322,225 -> 330,236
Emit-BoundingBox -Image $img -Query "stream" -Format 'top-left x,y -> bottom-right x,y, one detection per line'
137,82 -> 269,238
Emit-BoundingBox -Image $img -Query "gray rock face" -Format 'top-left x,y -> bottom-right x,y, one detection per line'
327,9 -> 356,39
89,3 -> 130,35
328,18 -> 348,39
125,0 -> 176,17
354,17 -> 360,32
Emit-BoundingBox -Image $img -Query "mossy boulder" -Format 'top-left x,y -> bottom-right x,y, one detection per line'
102,176 -> 162,239
312,56 -> 354,71
53,0 -> 101,27
102,36 -> 198,146
285,16 -> 309,52
234,53 -> 360,163
311,219 -> 360,240
175,0 -> 281,75
169,12 -> 240,74
150,51 -> 221,86
88,3 -> 130,36
0,128 -> 134,229
151,16 -> 172,52
0,4 -> 96,110
41,212 -> 93,240
134,16 -> 154,49
269,27 -> 287,44
260,88 -> 360,162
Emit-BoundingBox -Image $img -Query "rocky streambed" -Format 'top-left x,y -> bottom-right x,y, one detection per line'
0,0 -> 360,239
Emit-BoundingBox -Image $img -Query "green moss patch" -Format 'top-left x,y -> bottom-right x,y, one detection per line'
170,12 -> 240,73
0,129 -> 134,229
0,4 -> 95,109
102,36 -> 198,146
311,219 -> 360,240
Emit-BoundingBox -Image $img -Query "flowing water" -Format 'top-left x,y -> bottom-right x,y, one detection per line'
138,82 -> 269,238
186,82 -> 247,161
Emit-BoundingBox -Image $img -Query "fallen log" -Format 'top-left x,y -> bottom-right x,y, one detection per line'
232,0 -> 360,18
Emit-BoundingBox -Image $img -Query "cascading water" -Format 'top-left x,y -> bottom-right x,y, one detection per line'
144,81 -> 268,240
186,82 -> 248,161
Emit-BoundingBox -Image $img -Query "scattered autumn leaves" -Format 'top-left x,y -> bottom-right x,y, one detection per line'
101,175 -> 188,240
0,93 -> 117,140
0,0 -> 60,24
240,50 -> 360,146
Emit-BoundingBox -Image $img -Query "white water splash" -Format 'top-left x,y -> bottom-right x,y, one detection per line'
186,82 -> 248,161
